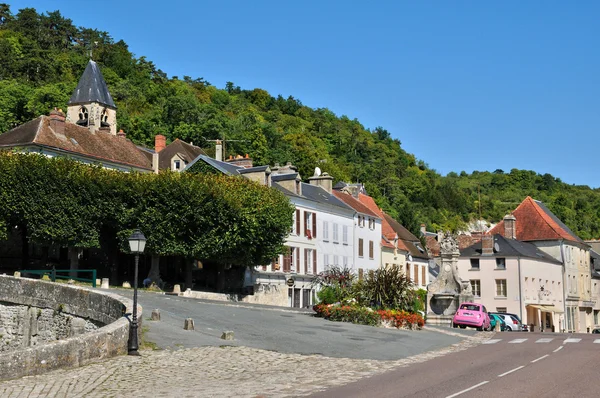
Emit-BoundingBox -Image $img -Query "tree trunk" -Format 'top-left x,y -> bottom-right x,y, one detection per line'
184,258 -> 193,291
147,255 -> 163,288
20,224 -> 29,269
216,264 -> 226,292
68,247 -> 79,278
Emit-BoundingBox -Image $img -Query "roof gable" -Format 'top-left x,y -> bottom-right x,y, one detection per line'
489,196 -> 582,243
158,139 -> 207,170
68,60 -> 116,108
332,191 -> 380,218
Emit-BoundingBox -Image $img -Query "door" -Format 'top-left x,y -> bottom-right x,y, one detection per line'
303,289 -> 311,308
293,288 -> 301,308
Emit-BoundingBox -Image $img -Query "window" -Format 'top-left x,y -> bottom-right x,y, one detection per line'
333,223 -> 339,243
470,258 -> 480,270
173,160 -> 181,171
470,280 -> 481,297
323,221 -> 329,241
369,240 -> 374,259
78,106 -> 89,121
496,279 -> 507,297
343,256 -> 348,267
358,238 -> 364,257
414,264 -> 419,285
291,210 -> 296,234
496,307 -> 507,313
323,254 -> 329,269
496,258 -> 506,269
422,266 -> 426,286
333,255 -> 339,266
358,216 -> 365,227
100,108 -> 109,126
304,248 -> 316,274
594,310 -> 599,325
342,225 -> 348,244
304,212 -> 317,239
368,218 -> 375,229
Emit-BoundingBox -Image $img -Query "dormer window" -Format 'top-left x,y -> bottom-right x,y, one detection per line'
100,108 -> 110,127
173,160 -> 181,171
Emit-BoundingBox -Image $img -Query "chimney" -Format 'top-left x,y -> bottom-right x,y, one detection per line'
155,135 -> 166,153
503,214 -> 517,240
225,154 -> 253,169
49,108 -> 66,135
420,224 -> 427,236
482,234 -> 494,256
308,172 -> 334,194
215,139 -> 223,161
117,129 -> 126,139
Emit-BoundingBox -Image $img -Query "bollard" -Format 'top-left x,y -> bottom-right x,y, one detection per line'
184,318 -> 195,330
13,271 -> 21,278
101,278 -> 109,289
122,281 -> 131,288
173,284 -> 181,294
151,309 -> 161,321
495,322 -> 500,332
221,331 -> 235,340
96,278 -> 101,287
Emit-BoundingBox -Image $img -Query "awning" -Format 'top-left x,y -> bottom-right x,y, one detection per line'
526,304 -> 564,313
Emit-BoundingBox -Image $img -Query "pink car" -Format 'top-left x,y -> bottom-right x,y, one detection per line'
452,302 -> 491,331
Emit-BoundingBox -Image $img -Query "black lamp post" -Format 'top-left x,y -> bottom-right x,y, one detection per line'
127,229 -> 146,356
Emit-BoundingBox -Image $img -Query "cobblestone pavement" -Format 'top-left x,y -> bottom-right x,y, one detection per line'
0,332 -> 491,398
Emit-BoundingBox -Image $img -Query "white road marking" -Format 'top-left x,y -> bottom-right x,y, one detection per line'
482,339 -> 502,344
594,339 -> 600,344
553,346 -> 564,353
508,338 -> 527,344
445,381 -> 489,398
563,338 -> 581,344
531,354 -> 549,363
535,338 -> 553,343
498,365 -> 525,378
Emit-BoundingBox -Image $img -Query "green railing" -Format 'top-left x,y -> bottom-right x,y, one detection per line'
21,268 -> 97,288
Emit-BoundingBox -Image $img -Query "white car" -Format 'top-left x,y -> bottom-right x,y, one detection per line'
490,313 -> 521,331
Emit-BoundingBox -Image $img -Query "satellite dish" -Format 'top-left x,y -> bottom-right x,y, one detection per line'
494,242 -> 500,252
314,167 -> 322,177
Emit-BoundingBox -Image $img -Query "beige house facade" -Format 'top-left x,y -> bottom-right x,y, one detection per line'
458,233 -> 564,331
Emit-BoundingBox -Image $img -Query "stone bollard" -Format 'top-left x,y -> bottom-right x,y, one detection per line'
173,284 -> 181,294
101,278 -> 109,289
495,322 -> 501,332
221,331 -> 235,340
96,278 -> 101,287
151,309 -> 161,321
41,274 -> 51,281
13,271 -> 21,278
184,318 -> 195,330
122,281 -> 131,288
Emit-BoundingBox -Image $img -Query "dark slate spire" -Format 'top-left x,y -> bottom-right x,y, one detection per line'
68,60 -> 116,108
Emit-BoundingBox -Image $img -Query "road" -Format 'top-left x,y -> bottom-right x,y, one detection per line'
135,290 -> 469,360
311,332 -> 600,397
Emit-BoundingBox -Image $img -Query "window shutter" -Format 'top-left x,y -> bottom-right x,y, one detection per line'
358,238 -> 364,257
406,264 -> 410,281
312,213 -> 317,238
304,213 -> 308,237
422,266 -> 426,286
369,241 -> 374,258
414,264 -> 419,285
296,210 -> 300,235
313,249 -> 317,274
296,247 -> 300,272
283,247 -> 291,272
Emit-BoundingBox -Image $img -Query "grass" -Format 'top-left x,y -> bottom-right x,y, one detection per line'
140,325 -> 160,351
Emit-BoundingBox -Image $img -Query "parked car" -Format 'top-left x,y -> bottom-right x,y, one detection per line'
452,302 -> 491,331
489,313 -> 507,331
592,328 -> 600,334
490,312 -> 522,331
504,313 -> 528,331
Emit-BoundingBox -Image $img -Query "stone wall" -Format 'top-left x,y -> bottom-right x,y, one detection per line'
0,275 -> 139,381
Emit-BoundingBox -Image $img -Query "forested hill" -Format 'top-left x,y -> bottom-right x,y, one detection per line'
1,5 -> 600,239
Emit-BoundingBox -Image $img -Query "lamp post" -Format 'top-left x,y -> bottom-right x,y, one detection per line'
127,229 -> 146,356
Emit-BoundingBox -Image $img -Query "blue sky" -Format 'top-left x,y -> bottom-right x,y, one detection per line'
11,1 -> 600,187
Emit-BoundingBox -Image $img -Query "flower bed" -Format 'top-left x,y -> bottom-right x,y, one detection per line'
313,304 -> 425,330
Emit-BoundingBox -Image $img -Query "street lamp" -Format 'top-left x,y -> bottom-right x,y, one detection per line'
127,229 -> 146,356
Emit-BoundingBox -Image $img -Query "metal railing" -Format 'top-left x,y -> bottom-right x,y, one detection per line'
21,268 -> 97,288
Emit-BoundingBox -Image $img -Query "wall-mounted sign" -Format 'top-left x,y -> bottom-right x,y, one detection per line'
286,277 -> 295,287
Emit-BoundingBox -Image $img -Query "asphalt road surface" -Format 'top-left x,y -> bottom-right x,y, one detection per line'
131,290 -> 469,360
311,332 -> 600,397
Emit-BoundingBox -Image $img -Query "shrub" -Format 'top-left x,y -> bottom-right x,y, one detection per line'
317,286 -> 341,304
357,264 -> 415,310
314,304 -> 380,326
378,309 -> 425,329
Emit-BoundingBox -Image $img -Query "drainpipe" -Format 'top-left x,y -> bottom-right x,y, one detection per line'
560,239 -> 567,332
353,211 -> 357,270
518,256 -> 523,323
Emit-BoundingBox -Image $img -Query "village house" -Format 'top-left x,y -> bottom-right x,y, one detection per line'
458,225 -> 565,332
489,197 -> 594,333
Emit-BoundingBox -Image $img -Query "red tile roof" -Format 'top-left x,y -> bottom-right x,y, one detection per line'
489,196 -> 582,243
0,116 -> 152,171
332,191 -> 380,218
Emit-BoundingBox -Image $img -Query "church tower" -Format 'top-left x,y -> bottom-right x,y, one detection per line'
66,60 -> 117,135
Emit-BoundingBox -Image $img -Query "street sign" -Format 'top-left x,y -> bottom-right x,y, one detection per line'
286,277 -> 295,287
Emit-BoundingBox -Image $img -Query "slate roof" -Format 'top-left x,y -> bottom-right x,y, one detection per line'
460,234 -> 562,264
489,196 -> 583,243
0,116 -> 152,170
332,191 -> 380,218
238,165 -> 270,174
158,139 -> 208,171
302,184 -> 353,210
272,173 -> 299,182
591,250 -> 600,278
68,60 -> 116,108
